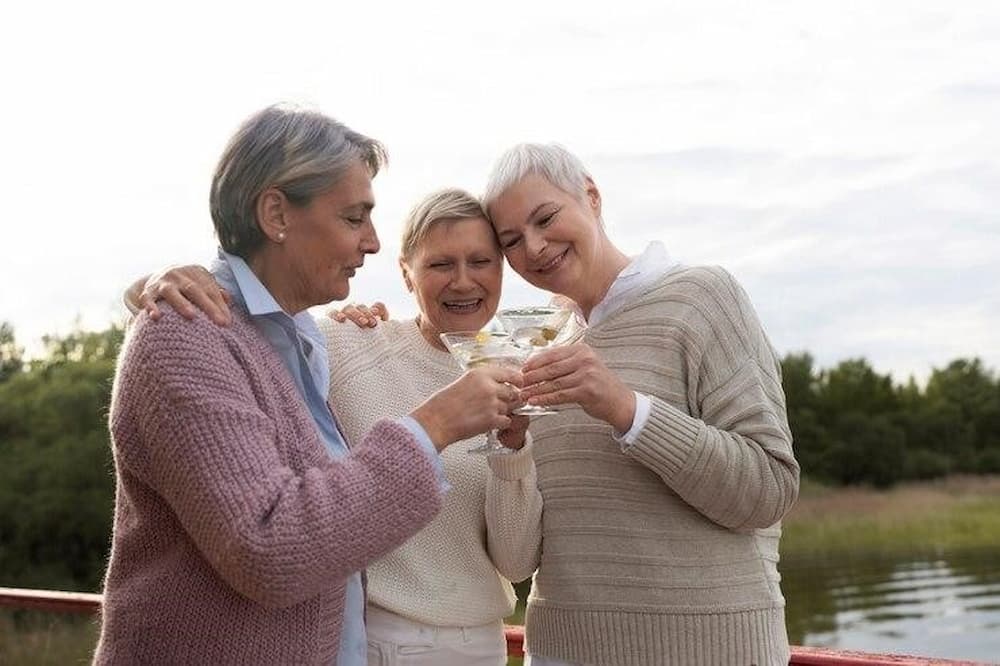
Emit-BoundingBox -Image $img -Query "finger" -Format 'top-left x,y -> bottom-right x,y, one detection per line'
220,288 -> 233,305
527,387 -> 578,407
159,284 -> 200,320
330,310 -> 347,322
521,368 -> 588,403
521,343 -> 584,373
371,302 -> 389,321
522,352 -> 587,387
355,305 -> 377,327
138,291 -> 162,321
342,305 -> 372,327
186,283 -> 230,326
490,367 -> 524,388
203,283 -> 232,325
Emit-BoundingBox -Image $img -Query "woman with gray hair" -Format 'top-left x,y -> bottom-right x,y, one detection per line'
483,143 -> 800,666
124,187 -> 542,666
95,106 -> 523,665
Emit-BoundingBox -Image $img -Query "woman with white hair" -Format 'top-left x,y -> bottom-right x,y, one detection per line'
481,143 -> 799,666
132,140 -> 799,665
124,187 -> 542,666
96,107 -> 523,665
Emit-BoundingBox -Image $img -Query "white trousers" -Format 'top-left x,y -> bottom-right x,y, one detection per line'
365,604 -> 506,666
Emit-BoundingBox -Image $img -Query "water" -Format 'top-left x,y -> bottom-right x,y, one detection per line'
782,548 -> 1000,663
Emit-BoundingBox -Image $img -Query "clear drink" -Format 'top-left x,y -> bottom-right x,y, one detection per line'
439,330 -> 527,455
495,306 -> 587,415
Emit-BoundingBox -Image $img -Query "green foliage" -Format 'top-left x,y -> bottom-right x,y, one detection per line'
1,316 -> 998,595
781,352 -> 1000,488
0,322 -> 121,592
0,322 -> 24,383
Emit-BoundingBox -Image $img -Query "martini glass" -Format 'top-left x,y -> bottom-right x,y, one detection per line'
495,306 -> 588,415
439,330 -> 528,455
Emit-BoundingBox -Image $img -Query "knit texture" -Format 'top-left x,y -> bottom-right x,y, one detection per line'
321,317 -> 543,626
94,307 -> 443,665
524,266 -> 799,666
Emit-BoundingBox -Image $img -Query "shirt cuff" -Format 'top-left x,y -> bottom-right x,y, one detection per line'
397,416 -> 450,493
612,391 -> 651,450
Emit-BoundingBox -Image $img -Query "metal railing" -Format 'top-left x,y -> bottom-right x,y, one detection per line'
0,587 -> 985,665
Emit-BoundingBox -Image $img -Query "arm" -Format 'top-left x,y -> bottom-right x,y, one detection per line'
484,433 -> 543,582
622,270 -> 798,531
113,310 -> 445,609
522,268 -> 798,531
626,363 -> 798,531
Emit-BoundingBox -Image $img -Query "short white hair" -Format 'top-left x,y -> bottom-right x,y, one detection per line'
482,143 -> 592,214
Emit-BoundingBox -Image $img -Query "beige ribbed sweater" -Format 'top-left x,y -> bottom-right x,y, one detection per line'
320,317 -> 543,626
525,266 -> 799,666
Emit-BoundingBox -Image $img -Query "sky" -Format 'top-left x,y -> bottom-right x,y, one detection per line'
1,0 -> 998,384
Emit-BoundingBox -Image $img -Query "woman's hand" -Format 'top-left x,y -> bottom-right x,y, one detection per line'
410,366 -> 524,451
520,343 -> 637,433
496,414 -> 530,450
328,302 -> 389,328
134,265 -> 232,326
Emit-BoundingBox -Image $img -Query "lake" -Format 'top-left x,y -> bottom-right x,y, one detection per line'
782,548 -> 1000,663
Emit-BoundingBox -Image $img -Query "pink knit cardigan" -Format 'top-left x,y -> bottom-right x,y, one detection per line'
94,307 -> 443,664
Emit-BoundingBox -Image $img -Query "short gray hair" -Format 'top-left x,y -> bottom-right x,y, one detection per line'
210,105 -> 387,258
400,188 -> 491,260
482,143 -> 591,214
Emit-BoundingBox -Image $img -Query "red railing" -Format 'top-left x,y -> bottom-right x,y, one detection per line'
0,588 -> 987,665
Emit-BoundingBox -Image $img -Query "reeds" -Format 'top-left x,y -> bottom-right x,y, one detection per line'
781,475 -> 1000,558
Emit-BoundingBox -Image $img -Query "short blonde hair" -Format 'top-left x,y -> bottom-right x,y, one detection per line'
400,188 -> 491,259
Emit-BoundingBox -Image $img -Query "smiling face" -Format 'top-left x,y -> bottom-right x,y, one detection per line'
280,160 -> 380,307
401,216 -> 503,342
488,173 -> 603,302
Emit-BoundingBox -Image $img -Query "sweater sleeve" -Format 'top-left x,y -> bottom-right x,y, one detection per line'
484,433 -> 543,583
111,311 -> 444,609
622,269 -> 799,531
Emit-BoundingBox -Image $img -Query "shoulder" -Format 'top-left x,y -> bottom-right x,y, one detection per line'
125,305 -> 234,358
320,317 -> 415,355
638,265 -> 754,320
119,305 -> 267,391
656,265 -> 744,301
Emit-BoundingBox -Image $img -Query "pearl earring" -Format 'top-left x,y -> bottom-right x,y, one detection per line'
277,232 -> 286,242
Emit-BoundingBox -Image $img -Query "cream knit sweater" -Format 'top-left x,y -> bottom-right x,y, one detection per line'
320,317 -> 543,627
524,266 -> 799,666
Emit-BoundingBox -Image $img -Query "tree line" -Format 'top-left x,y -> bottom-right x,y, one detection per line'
1,320 -> 998,592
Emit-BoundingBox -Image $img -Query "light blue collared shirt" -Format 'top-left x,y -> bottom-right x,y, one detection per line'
211,249 -> 445,666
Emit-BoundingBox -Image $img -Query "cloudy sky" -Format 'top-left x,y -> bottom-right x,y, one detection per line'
2,0 -> 997,383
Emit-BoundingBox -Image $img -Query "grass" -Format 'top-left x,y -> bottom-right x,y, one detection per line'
0,610 -> 98,665
781,475 -> 1000,558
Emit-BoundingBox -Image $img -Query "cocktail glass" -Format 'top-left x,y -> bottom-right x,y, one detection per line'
439,330 -> 528,454
495,306 -> 587,415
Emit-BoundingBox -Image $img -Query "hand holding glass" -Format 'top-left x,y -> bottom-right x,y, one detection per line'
495,306 -> 587,415
439,331 -> 528,454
